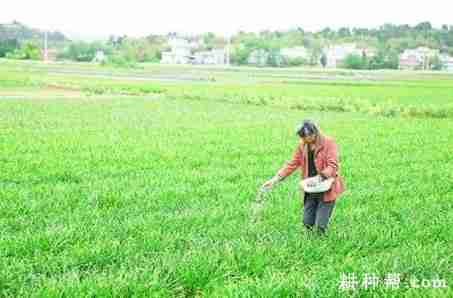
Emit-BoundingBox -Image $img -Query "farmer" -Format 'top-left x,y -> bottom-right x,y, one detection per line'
262,120 -> 345,235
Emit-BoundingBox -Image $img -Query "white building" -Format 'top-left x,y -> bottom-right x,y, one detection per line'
161,34 -> 226,65
211,49 -> 226,65
323,44 -> 363,68
92,50 -> 106,63
399,47 -> 440,70
194,49 -> 226,65
161,35 -> 192,64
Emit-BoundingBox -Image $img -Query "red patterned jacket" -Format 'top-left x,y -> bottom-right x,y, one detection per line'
277,135 -> 345,202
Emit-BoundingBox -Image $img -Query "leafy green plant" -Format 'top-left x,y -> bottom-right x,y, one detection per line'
5,42 -> 40,60
101,54 -> 140,69
343,53 -> 367,69
0,38 -> 19,57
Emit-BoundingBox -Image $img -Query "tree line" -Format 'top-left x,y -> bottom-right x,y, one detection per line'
1,21 -> 453,69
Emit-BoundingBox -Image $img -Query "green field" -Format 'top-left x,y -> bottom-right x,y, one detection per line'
0,60 -> 452,297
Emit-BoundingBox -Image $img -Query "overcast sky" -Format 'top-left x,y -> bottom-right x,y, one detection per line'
2,0 -> 452,40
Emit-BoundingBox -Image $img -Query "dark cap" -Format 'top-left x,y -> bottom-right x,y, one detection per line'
296,120 -> 319,137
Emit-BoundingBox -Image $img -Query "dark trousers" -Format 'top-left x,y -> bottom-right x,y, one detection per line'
303,194 -> 335,234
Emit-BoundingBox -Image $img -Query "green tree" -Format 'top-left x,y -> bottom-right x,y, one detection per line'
308,40 -> 323,66
202,32 -> 216,50
267,48 -> 281,67
415,21 -> 432,32
59,41 -> 98,61
5,42 -> 40,60
0,39 -> 19,57
230,45 -> 252,65
284,56 -> 307,66
320,27 -> 334,39
320,53 -> 327,67
368,47 -> 399,69
338,27 -> 351,38
429,55 -> 443,70
343,53 -> 365,69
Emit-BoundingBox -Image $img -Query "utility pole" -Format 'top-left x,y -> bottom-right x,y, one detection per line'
43,30 -> 48,62
226,32 -> 231,67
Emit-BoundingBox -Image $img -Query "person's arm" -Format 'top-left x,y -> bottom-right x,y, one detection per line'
276,145 -> 304,180
262,144 -> 303,189
320,141 -> 339,178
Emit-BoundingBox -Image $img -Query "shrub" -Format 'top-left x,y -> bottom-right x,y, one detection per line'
101,54 -> 140,68
286,57 -> 308,67
57,41 -> 111,62
5,42 -> 40,60
343,54 -> 366,69
0,39 -> 19,57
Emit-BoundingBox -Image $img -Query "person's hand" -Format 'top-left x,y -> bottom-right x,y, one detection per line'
262,179 -> 275,189
262,175 -> 280,190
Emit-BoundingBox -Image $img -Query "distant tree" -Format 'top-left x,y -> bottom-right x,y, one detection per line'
284,56 -> 307,66
230,45 -> 252,65
6,41 -> 40,60
47,31 -> 66,42
429,55 -> 444,70
343,54 -> 365,69
320,53 -> 327,67
58,41 -> 100,61
267,48 -> 281,67
415,21 -> 432,32
115,35 -> 127,47
368,47 -> 399,69
352,27 -> 369,37
308,40 -> 323,66
202,32 -> 216,50
0,38 -> 19,57
320,27 -> 334,39
446,31 -> 453,47
302,37 -> 311,49
108,35 -> 118,47
284,29 -> 305,47
338,27 -> 351,38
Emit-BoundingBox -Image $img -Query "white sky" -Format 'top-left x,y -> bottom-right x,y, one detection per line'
1,0 -> 452,40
